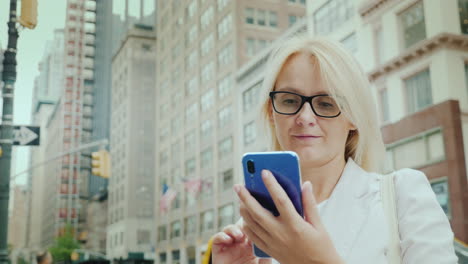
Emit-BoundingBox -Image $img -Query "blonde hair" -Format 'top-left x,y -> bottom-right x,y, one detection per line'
259,34 -> 385,173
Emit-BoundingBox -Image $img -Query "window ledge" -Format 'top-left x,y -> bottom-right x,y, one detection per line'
369,33 -> 468,81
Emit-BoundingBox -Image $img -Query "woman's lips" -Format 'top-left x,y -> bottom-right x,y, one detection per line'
292,135 -> 322,140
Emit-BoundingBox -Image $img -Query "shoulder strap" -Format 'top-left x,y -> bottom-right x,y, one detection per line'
381,173 -> 402,263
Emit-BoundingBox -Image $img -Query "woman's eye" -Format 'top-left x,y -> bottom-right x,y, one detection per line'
319,102 -> 334,108
282,99 -> 299,105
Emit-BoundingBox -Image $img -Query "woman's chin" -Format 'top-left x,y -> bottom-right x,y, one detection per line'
292,147 -> 322,161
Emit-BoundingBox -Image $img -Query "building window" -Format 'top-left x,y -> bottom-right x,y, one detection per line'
185,103 -> 198,124
218,104 -> 232,129
218,74 -> 233,99
218,137 -> 233,159
170,220 -> 181,238
201,119 -> 213,141
186,51 -> 198,71
186,77 -> 198,96
159,253 -> 167,264
217,43 -> 233,67
137,230 -> 150,245
244,121 -> 256,145
314,0 -> 354,35
405,69 -> 432,114
218,203 -> 234,228
201,148 -> 213,169
399,1 -> 426,48
187,0 -> 197,19
201,6 -> 214,31
185,130 -> 196,154
430,178 -> 451,218
218,14 -> 233,40
184,215 -> 197,236
246,38 -> 255,56
245,8 -> 254,24
460,0 -> 468,34
269,11 -> 278,27
217,0 -> 230,11
221,169 -> 234,191
257,10 -> 266,26
341,32 -> 357,54
201,210 -> 214,232
185,158 -> 196,176
465,63 -> 468,94
379,88 -> 390,122
172,250 -> 180,264
375,27 -> 384,65
385,129 -> 445,172
186,25 -> 198,48
201,33 -> 214,56
288,15 -> 297,27
201,61 -> 215,83
243,82 -> 261,112
201,89 -> 215,112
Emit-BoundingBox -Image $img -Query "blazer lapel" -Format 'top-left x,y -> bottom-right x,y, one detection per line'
319,158 -> 373,260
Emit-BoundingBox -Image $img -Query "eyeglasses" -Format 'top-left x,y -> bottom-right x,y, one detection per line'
269,91 -> 341,118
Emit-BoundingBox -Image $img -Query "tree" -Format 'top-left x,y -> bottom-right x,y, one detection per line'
49,225 -> 80,263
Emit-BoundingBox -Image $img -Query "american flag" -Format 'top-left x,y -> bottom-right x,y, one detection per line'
183,177 -> 202,194
159,184 -> 177,213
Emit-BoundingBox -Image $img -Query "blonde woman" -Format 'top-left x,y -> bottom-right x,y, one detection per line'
211,35 -> 457,264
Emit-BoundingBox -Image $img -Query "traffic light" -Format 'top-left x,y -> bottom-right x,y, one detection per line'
19,0 -> 38,29
91,149 -> 110,178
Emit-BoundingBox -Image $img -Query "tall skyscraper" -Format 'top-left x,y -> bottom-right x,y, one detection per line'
27,29 -> 65,249
154,1 -> 306,263
107,24 -> 156,261
37,0 -> 99,247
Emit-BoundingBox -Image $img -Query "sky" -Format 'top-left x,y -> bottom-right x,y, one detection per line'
0,0 -> 66,186
0,0 -> 155,187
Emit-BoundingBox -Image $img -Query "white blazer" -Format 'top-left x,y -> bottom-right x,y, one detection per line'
273,158 -> 457,264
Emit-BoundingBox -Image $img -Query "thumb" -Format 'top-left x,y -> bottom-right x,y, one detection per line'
302,181 -> 321,227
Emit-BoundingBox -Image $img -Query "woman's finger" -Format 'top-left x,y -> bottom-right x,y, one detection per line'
302,181 -> 322,228
211,231 -> 234,253
234,184 -> 274,226
222,224 -> 245,243
261,170 -> 298,221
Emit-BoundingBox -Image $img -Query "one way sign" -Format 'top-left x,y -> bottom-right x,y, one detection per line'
13,126 -> 40,146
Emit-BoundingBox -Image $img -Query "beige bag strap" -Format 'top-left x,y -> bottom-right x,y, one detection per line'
381,173 -> 402,264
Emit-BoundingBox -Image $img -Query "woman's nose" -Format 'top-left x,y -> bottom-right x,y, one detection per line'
295,101 -> 317,127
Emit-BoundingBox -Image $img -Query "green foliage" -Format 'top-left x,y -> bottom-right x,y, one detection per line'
17,256 -> 30,264
48,224 -> 80,262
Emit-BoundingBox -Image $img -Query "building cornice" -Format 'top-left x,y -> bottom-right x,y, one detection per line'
358,0 -> 398,18
369,33 -> 468,81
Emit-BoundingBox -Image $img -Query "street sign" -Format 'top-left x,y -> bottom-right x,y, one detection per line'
13,125 -> 40,146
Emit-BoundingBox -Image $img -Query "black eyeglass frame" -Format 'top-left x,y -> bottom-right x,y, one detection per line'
269,91 -> 342,118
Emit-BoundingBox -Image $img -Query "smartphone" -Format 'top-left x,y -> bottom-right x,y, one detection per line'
241,151 -> 303,258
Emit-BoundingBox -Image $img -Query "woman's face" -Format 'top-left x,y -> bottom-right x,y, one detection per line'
271,53 -> 355,167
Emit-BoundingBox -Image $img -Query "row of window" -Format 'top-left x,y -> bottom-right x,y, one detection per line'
157,203 -> 235,241
245,8 -> 278,28
108,229 -> 151,249
160,43 -> 235,85
160,135 -> 234,168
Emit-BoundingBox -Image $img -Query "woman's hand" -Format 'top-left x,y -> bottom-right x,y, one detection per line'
235,170 -> 345,264
212,221 -> 272,264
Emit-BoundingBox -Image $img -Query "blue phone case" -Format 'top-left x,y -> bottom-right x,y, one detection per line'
241,151 -> 303,258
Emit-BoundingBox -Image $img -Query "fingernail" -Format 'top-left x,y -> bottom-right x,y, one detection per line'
305,181 -> 313,192
222,233 -> 231,241
233,229 -> 242,237
233,184 -> 241,194
261,170 -> 269,178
